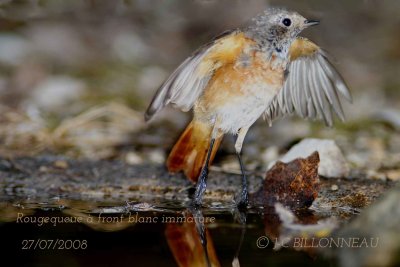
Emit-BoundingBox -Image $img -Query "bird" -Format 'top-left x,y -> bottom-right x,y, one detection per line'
144,8 -> 352,208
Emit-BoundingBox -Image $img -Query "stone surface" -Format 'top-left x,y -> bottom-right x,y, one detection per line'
374,109 -> 400,131
30,76 -> 86,112
271,138 -> 350,178
0,154 -> 392,217
335,185 -> 400,267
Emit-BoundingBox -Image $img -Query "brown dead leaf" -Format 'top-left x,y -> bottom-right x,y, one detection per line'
251,151 -> 320,208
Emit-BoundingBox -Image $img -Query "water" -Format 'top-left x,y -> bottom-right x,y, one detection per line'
0,197 -> 338,267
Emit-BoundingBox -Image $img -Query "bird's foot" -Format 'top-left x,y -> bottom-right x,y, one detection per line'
235,186 -> 249,210
191,168 -> 208,207
191,194 -> 203,208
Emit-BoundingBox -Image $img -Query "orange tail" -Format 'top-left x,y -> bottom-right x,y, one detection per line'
167,120 -> 222,182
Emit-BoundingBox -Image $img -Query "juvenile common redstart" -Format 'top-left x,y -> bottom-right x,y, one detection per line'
145,8 -> 352,208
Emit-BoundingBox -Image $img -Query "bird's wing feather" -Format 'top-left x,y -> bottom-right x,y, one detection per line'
265,37 -> 352,126
145,29 -> 251,121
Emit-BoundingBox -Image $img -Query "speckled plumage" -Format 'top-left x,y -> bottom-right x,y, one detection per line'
145,8 -> 351,192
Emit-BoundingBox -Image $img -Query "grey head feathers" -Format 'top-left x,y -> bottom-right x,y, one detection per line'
244,8 -> 308,57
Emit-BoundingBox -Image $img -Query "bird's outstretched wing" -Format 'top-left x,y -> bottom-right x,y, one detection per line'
145,29 -> 252,121
264,37 -> 352,126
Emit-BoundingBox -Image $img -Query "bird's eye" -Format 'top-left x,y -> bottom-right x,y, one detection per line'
282,18 -> 291,27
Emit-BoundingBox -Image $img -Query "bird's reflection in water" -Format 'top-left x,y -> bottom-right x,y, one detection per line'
165,206 -> 249,267
165,207 -> 220,267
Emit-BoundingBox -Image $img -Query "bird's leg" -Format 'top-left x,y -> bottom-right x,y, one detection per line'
234,127 -> 250,209
192,119 -> 221,207
192,138 -> 215,207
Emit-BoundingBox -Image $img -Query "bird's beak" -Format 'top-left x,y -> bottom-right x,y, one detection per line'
305,19 -> 320,27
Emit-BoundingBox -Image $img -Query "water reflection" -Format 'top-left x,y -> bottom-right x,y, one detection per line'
166,209 -> 219,267
0,199 -> 339,267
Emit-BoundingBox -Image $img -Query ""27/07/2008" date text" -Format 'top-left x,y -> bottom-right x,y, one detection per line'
21,239 -> 87,250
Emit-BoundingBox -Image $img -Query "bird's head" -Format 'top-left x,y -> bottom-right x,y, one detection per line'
246,8 -> 319,57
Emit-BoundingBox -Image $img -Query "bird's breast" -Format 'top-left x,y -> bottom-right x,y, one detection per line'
194,51 -> 286,133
